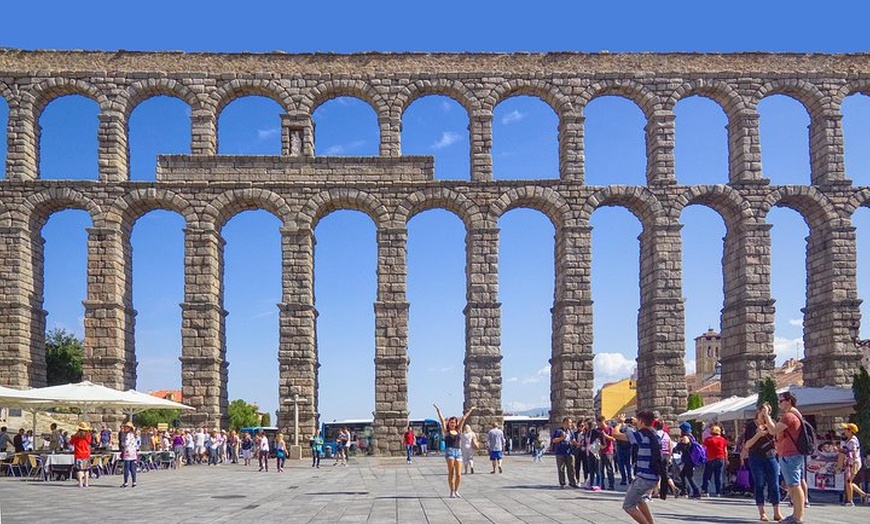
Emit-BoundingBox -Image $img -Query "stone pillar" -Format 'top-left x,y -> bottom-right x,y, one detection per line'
469,109 -> 493,182
464,227 -> 502,431
277,226 -> 318,444
728,110 -> 764,185
5,104 -> 39,181
191,108 -> 217,156
636,221 -> 686,420
180,224 -> 228,428
802,222 -> 863,386
809,111 -> 849,186
379,114 -> 401,158
645,111 -> 676,186
372,227 -> 410,455
550,225 -> 594,427
720,221 -> 776,396
82,223 -> 136,390
97,109 -> 128,182
281,112 -> 314,157
0,222 -> 45,387
559,112 -> 584,182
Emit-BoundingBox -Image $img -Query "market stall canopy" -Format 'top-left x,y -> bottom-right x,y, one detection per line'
678,385 -> 856,423
676,396 -> 747,422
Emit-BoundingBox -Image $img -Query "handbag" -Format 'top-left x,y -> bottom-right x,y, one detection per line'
277,449 -> 286,459
588,440 -> 601,455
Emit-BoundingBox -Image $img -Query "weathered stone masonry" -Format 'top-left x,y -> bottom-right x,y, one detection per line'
0,51 -> 868,454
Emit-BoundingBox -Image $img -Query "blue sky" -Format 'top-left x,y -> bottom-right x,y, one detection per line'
3,1 -> 870,421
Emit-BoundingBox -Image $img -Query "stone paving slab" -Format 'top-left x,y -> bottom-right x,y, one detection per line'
0,454 -> 867,523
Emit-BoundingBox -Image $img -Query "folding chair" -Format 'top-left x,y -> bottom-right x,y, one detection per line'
1,454 -> 25,477
26,454 -> 46,481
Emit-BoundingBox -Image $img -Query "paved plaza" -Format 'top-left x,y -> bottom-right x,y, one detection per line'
0,454 -> 866,523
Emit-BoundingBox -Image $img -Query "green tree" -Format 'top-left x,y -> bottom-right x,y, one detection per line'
852,366 -> 870,455
260,412 -> 271,427
136,409 -> 181,428
45,328 -> 84,385
228,399 -> 260,431
757,376 -> 779,419
687,393 -> 704,411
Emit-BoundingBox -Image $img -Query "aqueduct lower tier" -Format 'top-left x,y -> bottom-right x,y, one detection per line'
0,50 -> 868,454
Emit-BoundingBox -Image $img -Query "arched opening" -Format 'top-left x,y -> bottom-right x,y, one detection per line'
401,95 -> 470,180
842,93 -> 870,186
0,95 -> 8,179
223,210 -> 282,421
218,96 -> 283,155
41,209 -> 92,344
406,209 -> 465,418
768,207 -> 808,366
854,207 -> 870,339
128,96 -> 190,181
498,209 -> 554,419
758,95 -> 811,185
492,96 -> 558,180
39,95 -> 99,180
584,96 -> 646,186
314,210 -> 376,421
590,207 -> 642,411
130,210 -> 185,392
680,205 -> 726,385
313,97 -> 379,156
674,96 -> 729,184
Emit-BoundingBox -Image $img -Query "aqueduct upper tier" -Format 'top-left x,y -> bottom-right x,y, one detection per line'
0,50 -> 867,454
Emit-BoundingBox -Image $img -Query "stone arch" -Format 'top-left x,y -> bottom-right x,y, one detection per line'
0,80 -> 13,108
578,80 -> 661,119
664,79 -> 746,121
26,77 -> 110,118
577,186 -> 663,228
21,187 -> 101,231
833,80 -> 870,107
844,188 -> 870,218
116,78 -> 201,119
490,186 -> 572,229
672,185 -> 753,231
760,186 -> 838,232
212,78 -> 294,117
393,187 -> 484,230
393,79 -> 480,119
300,80 -> 388,120
484,80 -> 573,116
751,79 -> 828,116
297,188 -> 389,231
206,189 -> 293,231
105,188 -> 195,229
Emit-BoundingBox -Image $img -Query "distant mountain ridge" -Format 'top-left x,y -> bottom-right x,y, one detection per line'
504,407 -> 549,417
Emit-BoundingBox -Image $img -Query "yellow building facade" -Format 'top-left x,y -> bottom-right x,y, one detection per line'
596,378 -> 637,420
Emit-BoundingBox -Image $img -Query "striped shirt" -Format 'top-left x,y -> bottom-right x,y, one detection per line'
631,428 -> 659,481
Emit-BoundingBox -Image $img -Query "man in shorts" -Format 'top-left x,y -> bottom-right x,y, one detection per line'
614,410 -> 660,524
486,421 -> 506,474
761,392 -> 805,524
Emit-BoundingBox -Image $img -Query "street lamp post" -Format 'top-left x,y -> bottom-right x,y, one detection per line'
284,394 -> 308,459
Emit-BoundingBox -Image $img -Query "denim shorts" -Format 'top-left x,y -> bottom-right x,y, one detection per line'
445,447 -> 462,461
780,455 -> 804,487
489,450 -> 503,461
622,477 -> 658,509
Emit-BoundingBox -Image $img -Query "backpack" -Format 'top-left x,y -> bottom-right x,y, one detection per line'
689,436 -> 707,466
786,411 -> 817,456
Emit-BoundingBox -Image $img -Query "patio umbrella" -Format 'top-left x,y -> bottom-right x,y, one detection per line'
119,389 -> 195,417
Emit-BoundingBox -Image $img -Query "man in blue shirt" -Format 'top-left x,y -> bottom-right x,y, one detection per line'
552,417 -> 578,488
615,410 -> 661,524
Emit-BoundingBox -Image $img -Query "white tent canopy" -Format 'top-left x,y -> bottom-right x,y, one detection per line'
678,385 -> 855,423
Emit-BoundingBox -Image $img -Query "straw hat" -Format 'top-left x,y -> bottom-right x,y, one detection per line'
841,423 -> 859,434
711,426 -> 722,435
122,421 -> 135,429
77,422 -> 92,431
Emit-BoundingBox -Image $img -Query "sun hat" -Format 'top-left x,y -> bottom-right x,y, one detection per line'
77,422 -> 92,431
679,422 -> 692,434
711,426 -> 722,435
122,421 -> 135,429
841,423 -> 859,434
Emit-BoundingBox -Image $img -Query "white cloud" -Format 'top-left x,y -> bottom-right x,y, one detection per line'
323,140 -> 367,156
506,377 -> 518,383
774,336 -> 803,365
521,365 -> 551,384
501,110 -> 525,125
788,318 -> 803,327
325,145 -> 345,155
431,131 -> 461,150
593,352 -> 637,390
684,358 -> 696,375
257,128 -> 279,140
441,101 -> 453,112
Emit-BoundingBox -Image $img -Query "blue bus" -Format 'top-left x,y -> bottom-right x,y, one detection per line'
239,426 -> 279,457
320,418 -> 442,456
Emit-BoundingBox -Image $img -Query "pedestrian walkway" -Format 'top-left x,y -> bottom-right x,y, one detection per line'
0,454 -> 866,523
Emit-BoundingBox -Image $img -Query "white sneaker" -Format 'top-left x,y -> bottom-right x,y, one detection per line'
455,492 -> 461,498
449,492 -> 455,498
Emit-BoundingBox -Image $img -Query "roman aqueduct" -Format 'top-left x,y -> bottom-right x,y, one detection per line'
0,50 -> 867,453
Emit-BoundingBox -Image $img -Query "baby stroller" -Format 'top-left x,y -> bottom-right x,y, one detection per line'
723,454 -> 753,496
